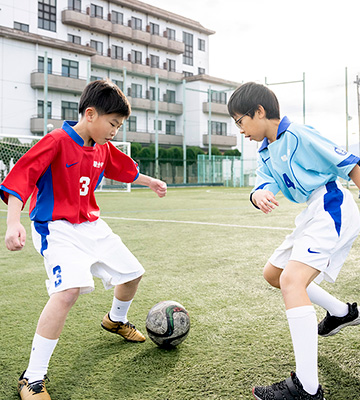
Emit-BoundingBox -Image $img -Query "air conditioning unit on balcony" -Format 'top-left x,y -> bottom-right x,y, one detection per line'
163,30 -> 167,38
127,53 -> 132,62
146,58 -> 150,66
127,87 -> 132,97
146,25 -> 150,33
146,90 -> 150,99
107,48 -> 111,57
163,62 -> 167,70
86,7 -> 90,15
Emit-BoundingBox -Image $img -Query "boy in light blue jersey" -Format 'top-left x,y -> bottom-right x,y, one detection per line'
228,82 -> 360,400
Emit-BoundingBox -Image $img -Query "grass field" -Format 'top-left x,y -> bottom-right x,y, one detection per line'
0,187 -> 360,400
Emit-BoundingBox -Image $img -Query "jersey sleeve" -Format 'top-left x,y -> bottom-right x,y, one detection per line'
297,128 -> 360,180
252,155 -> 281,196
0,135 -> 58,206
104,142 -> 139,183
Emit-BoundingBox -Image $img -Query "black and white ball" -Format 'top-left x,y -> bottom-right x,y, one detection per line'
146,300 -> 190,348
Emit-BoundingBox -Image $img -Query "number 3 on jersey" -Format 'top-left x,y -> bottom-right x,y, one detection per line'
80,176 -> 91,196
283,173 -> 295,190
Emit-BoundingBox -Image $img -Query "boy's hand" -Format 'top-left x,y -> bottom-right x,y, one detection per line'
5,222 -> 26,251
252,189 -> 279,214
149,178 -> 167,198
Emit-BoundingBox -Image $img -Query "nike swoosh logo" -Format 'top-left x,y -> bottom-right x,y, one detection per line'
308,248 -> 321,254
66,162 -> 79,168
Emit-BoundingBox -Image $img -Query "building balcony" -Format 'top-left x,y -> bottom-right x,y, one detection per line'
62,9 -> 185,54
31,72 -> 87,94
202,102 -> 229,115
115,130 -> 183,146
30,117 -> 63,134
202,134 -> 237,149
91,54 -> 184,82
127,96 -> 183,115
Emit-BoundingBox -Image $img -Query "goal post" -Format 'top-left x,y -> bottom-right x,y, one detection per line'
0,135 -> 132,192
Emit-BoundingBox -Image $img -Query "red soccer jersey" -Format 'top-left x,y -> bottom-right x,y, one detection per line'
0,121 -> 139,223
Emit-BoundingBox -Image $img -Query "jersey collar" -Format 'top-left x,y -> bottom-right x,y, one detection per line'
62,121 -> 85,147
258,116 -> 291,152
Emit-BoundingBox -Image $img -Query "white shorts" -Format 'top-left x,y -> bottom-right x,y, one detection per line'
31,218 -> 145,296
268,181 -> 360,283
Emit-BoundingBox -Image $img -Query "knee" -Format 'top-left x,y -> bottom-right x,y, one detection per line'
55,288 -> 80,309
263,262 -> 281,288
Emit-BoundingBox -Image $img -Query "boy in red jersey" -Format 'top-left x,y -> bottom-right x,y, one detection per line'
0,79 -> 167,400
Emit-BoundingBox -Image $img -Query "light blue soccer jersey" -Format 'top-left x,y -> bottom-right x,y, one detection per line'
252,116 -> 360,203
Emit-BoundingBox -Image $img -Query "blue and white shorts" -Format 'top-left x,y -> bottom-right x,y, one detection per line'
31,218 -> 145,296
269,181 -> 360,283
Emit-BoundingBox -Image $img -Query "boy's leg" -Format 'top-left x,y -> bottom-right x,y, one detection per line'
280,261 -> 320,395
306,282 -> 348,316
101,276 -> 145,342
24,288 -> 80,383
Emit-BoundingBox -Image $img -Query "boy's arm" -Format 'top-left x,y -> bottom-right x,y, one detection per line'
349,164 -> 360,190
251,189 -> 279,214
5,194 -> 26,251
134,173 -> 167,198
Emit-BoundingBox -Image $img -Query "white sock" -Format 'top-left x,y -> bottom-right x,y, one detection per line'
25,333 -> 58,383
307,282 -> 348,317
286,306 -> 319,395
109,298 -> 133,323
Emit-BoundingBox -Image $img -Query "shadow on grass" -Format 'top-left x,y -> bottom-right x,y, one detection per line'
55,335 -> 181,400
319,355 -> 360,400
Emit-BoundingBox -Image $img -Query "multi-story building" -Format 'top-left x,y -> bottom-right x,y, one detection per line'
0,0 -> 256,159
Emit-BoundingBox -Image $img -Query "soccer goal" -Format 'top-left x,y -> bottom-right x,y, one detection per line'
0,135 -> 131,192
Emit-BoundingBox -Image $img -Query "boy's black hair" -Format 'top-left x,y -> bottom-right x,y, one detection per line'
79,79 -> 131,117
227,82 -> 280,120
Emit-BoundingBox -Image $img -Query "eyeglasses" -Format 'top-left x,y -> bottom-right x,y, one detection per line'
234,107 -> 254,128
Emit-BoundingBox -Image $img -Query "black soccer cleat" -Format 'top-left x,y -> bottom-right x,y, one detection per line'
252,372 -> 325,400
318,302 -> 360,337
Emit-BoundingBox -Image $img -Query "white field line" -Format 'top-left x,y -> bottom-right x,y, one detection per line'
101,215 -> 293,231
0,209 -> 293,231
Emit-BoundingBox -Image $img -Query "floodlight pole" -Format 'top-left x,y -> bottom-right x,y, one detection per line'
182,79 -> 187,183
43,51 -> 48,136
265,73 -> 306,124
122,67 -> 127,142
155,73 -> 159,179
354,74 -> 360,158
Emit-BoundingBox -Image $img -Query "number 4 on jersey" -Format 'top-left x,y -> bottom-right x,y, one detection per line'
283,173 -> 295,189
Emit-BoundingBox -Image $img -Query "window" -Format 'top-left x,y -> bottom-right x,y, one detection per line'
198,67 -> 205,75
131,84 -> 142,98
131,50 -> 142,64
90,40 -> 103,55
150,22 -> 159,35
166,90 -> 176,103
113,80 -> 123,91
61,101 -> 78,120
167,59 -> 176,72
211,91 -> 227,104
127,116 -> 137,132
38,0 -> 56,32
166,120 -> 176,135
68,0 -> 81,11
14,22 -> 29,32
111,45 -> 123,60
38,56 -> 53,74
198,38 -> 205,51
68,34 -> 81,45
90,3 -> 103,18
90,75 -> 102,81
111,10 -> 123,24
150,55 -> 159,68
154,120 -> 162,131
131,17 -> 142,30
183,32 -> 193,65
211,121 -> 227,136
167,28 -> 175,40
183,71 -> 193,77
37,100 -> 52,118
149,87 -> 159,101
62,59 -> 79,78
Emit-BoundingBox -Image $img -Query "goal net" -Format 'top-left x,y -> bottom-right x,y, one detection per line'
0,135 -> 131,192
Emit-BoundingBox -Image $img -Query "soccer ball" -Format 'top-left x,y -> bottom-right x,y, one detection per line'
146,300 -> 190,348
